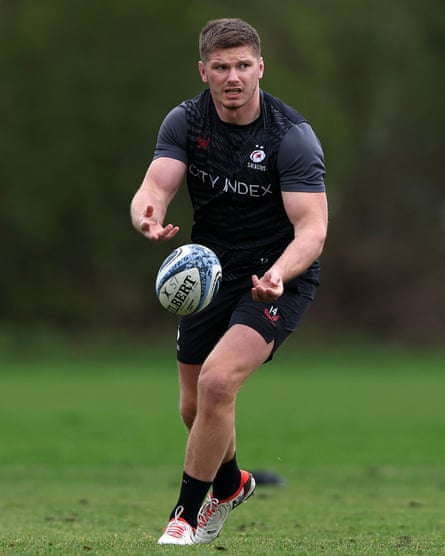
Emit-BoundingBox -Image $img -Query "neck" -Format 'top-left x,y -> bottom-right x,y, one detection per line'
219,106 -> 261,125
213,90 -> 262,125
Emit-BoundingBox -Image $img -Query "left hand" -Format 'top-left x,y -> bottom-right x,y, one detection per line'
251,269 -> 284,302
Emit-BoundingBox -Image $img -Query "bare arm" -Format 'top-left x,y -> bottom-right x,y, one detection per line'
130,157 -> 187,241
251,191 -> 328,301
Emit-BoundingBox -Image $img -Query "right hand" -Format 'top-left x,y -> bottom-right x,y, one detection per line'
251,269 -> 284,302
139,205 -> 179,241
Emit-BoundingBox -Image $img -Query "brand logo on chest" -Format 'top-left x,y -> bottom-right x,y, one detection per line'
197,136 -> 210,150
248,145 -> 267,171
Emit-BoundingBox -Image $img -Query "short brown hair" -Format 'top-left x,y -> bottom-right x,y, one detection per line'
199,18 -> 261,62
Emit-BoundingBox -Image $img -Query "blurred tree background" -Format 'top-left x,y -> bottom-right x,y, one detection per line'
1,0 -> 444,346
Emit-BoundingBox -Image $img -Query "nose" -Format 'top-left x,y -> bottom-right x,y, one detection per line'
227,66 -> 240,82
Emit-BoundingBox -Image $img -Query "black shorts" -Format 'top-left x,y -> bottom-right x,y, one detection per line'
177,273 -> 319,365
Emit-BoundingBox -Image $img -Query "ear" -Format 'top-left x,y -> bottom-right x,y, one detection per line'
198,61 -> 208,83
258,57 -> 265,80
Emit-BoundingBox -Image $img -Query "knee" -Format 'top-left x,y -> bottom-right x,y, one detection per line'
198,369 -> 235,407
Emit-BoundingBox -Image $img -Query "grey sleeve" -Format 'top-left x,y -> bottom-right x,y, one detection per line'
277,122 -> 326,192
153,105 -> 188,164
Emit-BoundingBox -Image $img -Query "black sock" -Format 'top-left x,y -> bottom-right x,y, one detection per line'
169,471 -> 212,528
212,455 -> 241,501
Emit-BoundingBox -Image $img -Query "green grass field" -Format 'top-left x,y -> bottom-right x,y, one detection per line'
1,334 -> 445,555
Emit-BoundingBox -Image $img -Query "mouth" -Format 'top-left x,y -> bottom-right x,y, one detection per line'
224,87 -> 242,98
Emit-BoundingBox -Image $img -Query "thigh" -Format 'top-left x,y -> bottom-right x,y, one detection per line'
203,324 -> 274,383
229,275 -> 317,361
176,278 -> 248,365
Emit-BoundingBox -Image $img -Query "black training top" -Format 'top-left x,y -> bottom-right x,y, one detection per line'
153,89 -> 326,281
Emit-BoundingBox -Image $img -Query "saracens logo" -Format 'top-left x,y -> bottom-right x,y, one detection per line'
263,305 -> 280,324
250,145 -> 266,163
248,145 -> 267,172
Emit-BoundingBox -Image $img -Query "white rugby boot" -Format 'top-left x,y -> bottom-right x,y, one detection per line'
157,506 -> 195,545
195,470 -> 256,544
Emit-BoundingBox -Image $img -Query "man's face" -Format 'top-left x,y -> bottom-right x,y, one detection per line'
198,46 -> 264,116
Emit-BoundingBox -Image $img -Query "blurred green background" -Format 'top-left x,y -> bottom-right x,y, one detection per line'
1,0 -> 444,347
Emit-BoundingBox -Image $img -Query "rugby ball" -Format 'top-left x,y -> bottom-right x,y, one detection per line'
155,244 -> 222,315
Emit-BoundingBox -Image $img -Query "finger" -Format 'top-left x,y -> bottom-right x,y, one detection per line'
252,281 -> 282,302
145,224 -> 180,241
140,220 -> 160,238
143,205 -> 155,218
140,219 -> 158,235
158,225 -> 180,241
140,219 -> 150,232
164,225 -> 180,239
251,282 -> 267,301
252,288 -> 272,302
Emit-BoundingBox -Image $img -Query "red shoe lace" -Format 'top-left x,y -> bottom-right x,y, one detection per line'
166,506 -> 192,538
197,498 -> 219,527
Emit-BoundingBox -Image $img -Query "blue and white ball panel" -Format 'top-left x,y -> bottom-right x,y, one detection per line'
155,244 -> 222,316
